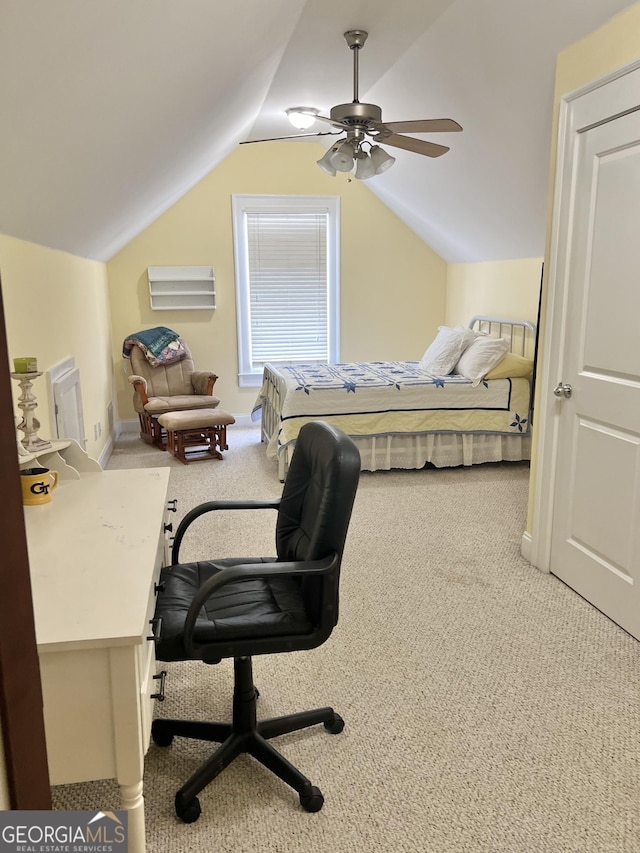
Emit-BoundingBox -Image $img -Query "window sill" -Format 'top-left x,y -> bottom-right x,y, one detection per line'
238,373 -> 263,389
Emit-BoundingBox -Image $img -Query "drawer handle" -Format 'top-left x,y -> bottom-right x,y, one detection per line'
167,499 -> 178,513
151,670 -> 167,702
147,616 -> 162,642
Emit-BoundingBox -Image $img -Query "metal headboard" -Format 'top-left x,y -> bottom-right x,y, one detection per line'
468,315 -> 537,358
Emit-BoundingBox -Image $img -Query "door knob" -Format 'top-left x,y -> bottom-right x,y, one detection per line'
553,382 -> 573,399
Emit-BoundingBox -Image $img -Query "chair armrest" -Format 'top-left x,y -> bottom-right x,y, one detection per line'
182,553 -> 339,657
172,499 -> 281,564
191,371 -> 218,396
128,374 -> 149,405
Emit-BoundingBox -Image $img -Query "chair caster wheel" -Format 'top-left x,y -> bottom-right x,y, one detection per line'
175,793 -> 201,823
151,722 -> 174,747
300,785 -> 324,813
324,713 -> 344,734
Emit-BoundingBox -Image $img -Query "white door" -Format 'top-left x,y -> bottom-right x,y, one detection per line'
53,367 -> 86,448
548,87 -> 640,638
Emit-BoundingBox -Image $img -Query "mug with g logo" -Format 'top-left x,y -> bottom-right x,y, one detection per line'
20,467 -> 59,506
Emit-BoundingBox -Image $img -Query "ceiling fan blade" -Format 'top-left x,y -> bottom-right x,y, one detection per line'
377,118 -> 462,134
312,113 -> 350,130
240,131 -> 341,144
382,133 -> 450,158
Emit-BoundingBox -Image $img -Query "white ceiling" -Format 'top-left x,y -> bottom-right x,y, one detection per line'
0,0 -> 635,263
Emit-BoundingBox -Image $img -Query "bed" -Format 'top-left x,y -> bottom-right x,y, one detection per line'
252,316 -> 537,479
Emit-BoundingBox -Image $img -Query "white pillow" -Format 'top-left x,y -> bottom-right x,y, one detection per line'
455,335 -> 511,386
419,326 -> 476,376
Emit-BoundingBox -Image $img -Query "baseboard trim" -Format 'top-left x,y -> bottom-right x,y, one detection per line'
521,531 -> 532,563
522,529 -> 551,575
97,434 -> 114,469
232,413 -> 254,428
116,419 -> 139,436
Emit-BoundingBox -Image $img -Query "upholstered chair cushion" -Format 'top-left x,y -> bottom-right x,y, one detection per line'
143,395 -> 220,415
157,409 -> 235,430
130,346 -> 195,396
128,342 -> 219,414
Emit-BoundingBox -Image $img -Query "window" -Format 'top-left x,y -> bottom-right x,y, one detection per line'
232,195 -> 340,387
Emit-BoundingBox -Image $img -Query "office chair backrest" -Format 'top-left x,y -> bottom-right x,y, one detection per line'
277,421 -> 360,561
276,421 -> 360,626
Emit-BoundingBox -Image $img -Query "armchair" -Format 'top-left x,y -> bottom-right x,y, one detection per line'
127,341 -> 219,447
151,421 -> 361,822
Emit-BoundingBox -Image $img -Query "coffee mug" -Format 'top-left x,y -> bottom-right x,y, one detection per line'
20,467 -> 59,506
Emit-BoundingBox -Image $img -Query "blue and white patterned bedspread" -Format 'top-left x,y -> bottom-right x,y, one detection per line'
253,361 -> 531,454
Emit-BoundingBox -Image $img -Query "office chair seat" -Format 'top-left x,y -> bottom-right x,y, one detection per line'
150,421 -> 360,824
157,558 -> 313,660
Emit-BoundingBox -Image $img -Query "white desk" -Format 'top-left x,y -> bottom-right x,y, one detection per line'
24,467 -> 171,853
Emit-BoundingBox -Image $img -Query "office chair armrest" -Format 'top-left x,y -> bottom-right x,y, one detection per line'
191,371 -> 218,396
172,499 -> 281,564
128,374 -> 149,405
183,553 -> 340,657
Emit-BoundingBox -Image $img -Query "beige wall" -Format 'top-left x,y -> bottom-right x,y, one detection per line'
527,1 -> 640,532
554,3 -> 640,94
107,141 -> 447,421
0,237 -> 112,804
446,258 -> 542,330
0,235 -> 113,460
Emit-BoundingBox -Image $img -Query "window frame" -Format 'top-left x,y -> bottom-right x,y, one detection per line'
232,194 -> 340,388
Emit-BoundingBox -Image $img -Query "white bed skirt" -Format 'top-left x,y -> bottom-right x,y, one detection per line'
270,430 -> 530,479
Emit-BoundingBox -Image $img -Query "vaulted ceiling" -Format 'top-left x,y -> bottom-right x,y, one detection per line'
0,0 -> 635,263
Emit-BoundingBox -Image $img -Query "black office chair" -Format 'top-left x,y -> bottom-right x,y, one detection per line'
151,421 -> 361,823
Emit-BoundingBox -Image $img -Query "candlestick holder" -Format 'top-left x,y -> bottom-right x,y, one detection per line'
10,371 -> 52,451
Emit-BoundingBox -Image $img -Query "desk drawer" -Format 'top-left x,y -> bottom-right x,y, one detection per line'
139,526 -> 168,749
138,638 -> 157,749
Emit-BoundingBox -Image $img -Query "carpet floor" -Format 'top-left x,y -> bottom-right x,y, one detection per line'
52,427 -> 640,852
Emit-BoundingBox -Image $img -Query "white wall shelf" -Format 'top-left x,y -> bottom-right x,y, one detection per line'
147,265 -> 215,310
19,438 -> 102,479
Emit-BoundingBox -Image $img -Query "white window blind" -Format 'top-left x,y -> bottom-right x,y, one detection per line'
247,211 -> 328,364
233,195 -> 340,387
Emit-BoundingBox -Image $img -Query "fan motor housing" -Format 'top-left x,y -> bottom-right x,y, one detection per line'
330,102 -> 381,127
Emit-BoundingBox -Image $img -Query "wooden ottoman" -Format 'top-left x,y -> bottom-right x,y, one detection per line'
157,409 -> 235,465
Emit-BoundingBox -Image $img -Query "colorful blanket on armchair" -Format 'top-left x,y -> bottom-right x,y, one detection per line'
122,326 -> 187,367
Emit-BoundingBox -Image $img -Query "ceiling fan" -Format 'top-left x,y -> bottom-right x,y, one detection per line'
240,29 -> 462,180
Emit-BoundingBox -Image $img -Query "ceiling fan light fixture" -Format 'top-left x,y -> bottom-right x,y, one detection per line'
370,145 -> 396,175
329,139 -> 356,172
354,151 -> 376,180
317,146 -> 338,176
286,107 -> 319,130
246,30 -> 462,173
